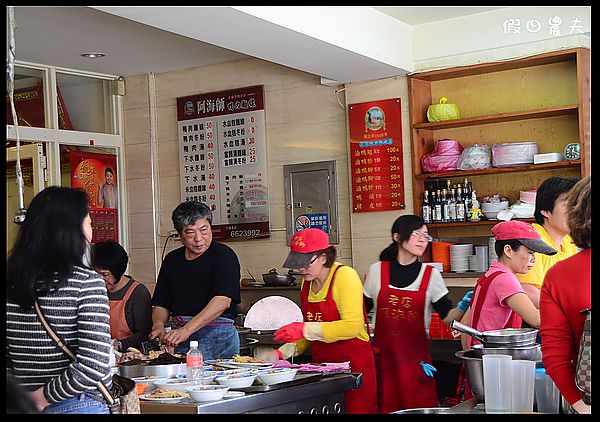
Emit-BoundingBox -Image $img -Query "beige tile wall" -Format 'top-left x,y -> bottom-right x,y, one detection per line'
122,58 -> 414,292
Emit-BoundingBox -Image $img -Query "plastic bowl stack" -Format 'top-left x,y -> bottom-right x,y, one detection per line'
450,244 -> 473,273
488,237 -> 498,266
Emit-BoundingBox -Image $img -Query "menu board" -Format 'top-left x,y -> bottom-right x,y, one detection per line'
348,98 -> 405,212
176,85 -> 270,241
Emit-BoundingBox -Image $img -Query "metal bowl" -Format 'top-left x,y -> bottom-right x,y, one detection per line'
392,407 -> 450,414
470,343 -> 541,360
455,350 -> 485,402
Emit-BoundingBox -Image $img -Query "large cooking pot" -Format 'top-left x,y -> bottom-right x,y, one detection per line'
455,349 -> 485,402
470,343 -> 541,360
262,268 -> 296,286
450,320 -> 538,347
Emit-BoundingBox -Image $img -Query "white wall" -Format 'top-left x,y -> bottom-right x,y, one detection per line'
413,6 -> 590,71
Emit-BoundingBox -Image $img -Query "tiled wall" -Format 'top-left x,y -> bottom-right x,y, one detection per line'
122,57 -> 413,293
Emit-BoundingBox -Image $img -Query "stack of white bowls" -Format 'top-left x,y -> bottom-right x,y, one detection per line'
488,237 -> 498,266
450,244 -> 474,272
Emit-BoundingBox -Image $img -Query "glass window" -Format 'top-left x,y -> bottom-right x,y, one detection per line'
56,72 -> 116,134
6,66 -> 47,129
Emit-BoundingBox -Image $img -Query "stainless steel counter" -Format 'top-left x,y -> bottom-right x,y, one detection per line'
140,373 -> 359,414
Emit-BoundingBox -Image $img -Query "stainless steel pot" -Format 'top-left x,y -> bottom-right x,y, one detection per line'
455,349 -> 485,402
118,362 -> 186,378
470,343 -> 541,360
262,268 -> 296,286
451,320 -> 538,347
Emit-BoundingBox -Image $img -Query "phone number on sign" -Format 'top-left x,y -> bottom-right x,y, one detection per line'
230,229 -> 263,238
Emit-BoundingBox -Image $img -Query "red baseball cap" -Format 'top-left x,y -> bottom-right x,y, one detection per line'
283,228 -> 330,269
491,221 -> 557,255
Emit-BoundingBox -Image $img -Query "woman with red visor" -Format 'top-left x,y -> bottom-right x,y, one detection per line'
274,228 -> 377,414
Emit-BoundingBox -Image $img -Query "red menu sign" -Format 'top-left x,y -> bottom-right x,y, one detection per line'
348,98 -> 405,212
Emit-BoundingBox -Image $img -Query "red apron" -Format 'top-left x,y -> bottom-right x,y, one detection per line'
301,265 -> 377,414
456,271 -> 522,400
373,262 -> 438,413
109,280 -> 140,340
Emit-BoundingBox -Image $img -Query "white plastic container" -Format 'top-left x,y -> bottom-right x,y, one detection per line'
216,373 -> 257,389
533,152 -> 563,164
483,354 -> 512,413
510,360 -> 536,413
256,368 -> 298,385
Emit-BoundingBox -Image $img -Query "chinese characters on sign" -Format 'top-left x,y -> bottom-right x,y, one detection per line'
70,151 -> 119,243
348,98 -> 405,213
503,16 -> 585,35
176,85 -> 270,242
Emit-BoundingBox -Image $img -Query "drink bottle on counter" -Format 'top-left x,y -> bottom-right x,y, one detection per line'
186,340 -> 204,384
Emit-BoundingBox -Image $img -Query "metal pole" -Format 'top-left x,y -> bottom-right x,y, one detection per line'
7,6 -> 27,224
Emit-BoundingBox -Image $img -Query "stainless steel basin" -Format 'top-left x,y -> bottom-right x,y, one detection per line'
392,407 -> 450,414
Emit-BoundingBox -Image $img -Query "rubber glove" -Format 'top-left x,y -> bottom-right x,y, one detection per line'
420,361 -> 437,378
273,322 -> 305,343
457,290 -> 474,313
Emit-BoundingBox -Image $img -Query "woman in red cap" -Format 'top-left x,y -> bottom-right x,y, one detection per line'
274,228 -> 377,414
456,220 -> 557,399
363,214 -> 472,413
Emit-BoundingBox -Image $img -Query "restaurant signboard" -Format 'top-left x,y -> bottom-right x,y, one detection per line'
176,85 -> 270,241
348,98 -> 405,213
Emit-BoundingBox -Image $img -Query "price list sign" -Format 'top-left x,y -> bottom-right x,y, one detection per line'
176,85 -> 270,241
348,98 -> 405,213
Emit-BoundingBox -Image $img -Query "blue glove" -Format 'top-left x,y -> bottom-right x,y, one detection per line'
457,290 -> 474,313
420,361 -> 437,378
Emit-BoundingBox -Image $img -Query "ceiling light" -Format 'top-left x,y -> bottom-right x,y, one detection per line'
81,52 -> 106,59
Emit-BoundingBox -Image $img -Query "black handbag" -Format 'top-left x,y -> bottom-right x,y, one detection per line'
34,301 -> 140,414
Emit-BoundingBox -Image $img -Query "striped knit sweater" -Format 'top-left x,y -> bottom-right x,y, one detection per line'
6,266 -> 113,404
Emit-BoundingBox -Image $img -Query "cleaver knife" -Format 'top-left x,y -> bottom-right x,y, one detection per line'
141,337 -> 161,355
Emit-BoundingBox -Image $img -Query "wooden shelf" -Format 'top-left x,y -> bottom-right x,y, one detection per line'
413,104 -> 578,130
416,160 -> 581,180
427,217 -> 534,228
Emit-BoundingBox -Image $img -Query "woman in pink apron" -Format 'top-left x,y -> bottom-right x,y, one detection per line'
456,221 -> 557,399
274,228 -> 377,414
92,240 -> 152,352
363,215 -> 472,413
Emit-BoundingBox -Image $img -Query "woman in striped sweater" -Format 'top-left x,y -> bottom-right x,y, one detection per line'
6,186 -> 113,414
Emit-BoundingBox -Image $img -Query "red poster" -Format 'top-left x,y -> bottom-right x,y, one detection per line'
70,151 -> 119,243
348,98 -> 405,212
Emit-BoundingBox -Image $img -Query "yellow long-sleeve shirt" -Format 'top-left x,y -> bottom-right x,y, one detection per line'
516,223 -> 578,289
281,262 -> 370,358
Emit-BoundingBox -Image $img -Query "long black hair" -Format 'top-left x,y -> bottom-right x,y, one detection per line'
6,186 -> 91,308
379,214 -> 425,261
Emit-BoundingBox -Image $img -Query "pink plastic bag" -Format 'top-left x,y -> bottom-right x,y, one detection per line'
421,139 -> 464,173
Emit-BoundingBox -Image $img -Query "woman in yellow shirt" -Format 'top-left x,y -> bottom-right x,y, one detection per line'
274,228 -> 377,414
517,177 -> 579,308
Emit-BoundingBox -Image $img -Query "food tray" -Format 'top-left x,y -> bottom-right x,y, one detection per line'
118,362 -> 186,378
235,372 -> 323,392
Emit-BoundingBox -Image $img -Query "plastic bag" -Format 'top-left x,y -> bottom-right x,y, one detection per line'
421,139 -> 464,173
457,144 -> 492,170
427,97 -> 460,122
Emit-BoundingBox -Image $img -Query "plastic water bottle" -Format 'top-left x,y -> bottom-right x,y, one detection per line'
186,341 -> 204,384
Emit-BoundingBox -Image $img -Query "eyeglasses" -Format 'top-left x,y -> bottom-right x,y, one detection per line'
411,231 -> 433,242
300,254 -> 320,270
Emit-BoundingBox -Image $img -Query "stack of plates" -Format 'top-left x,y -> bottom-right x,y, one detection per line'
450,244 -> 473,273
488,237 -> 498,266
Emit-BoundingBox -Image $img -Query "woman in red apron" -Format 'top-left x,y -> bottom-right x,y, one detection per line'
456,221 -> 557,399
92,240 -> 153,352
363,215 -> 472,413
274,228 -> 377,414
